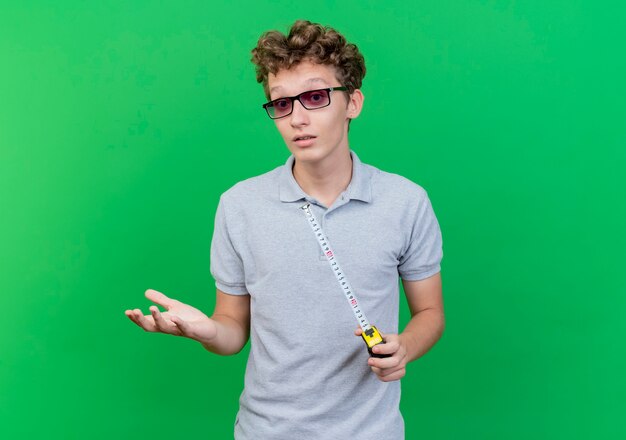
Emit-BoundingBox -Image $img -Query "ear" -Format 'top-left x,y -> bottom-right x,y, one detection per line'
346,89 -> 364,119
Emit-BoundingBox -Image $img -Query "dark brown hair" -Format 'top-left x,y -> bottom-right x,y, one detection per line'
251,20 -> 366,99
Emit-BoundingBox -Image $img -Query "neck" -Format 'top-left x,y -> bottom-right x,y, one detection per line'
292,149 -> 353,208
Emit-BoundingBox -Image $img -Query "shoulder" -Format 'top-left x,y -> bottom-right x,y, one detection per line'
219,164 -> 283,208
366,164 -> 429,205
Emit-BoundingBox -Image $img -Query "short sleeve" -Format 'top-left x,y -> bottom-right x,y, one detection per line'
210,196 -> 249,295
397,192 -> 443,281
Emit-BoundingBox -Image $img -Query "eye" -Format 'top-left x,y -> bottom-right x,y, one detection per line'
301,90 -> 329,107
274,99 -> 290,109
308,92 -> 324,102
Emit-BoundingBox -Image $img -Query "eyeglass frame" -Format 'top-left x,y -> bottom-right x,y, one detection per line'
261,86 -> 349,119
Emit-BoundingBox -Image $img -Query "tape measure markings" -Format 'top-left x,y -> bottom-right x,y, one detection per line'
300,203 -> 386,354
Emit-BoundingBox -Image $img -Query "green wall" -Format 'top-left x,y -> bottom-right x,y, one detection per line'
1,1 -> 624,438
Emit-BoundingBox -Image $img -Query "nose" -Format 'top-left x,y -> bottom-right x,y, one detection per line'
289,99 -> 310,127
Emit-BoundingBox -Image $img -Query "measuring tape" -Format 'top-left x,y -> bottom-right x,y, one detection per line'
300,203 -> 389,358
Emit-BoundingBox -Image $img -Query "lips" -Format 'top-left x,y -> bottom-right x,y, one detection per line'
293,134 -> 317,148
293,134 -> 316,141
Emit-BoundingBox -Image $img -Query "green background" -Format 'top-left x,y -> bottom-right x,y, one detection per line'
1,1 -> 624,438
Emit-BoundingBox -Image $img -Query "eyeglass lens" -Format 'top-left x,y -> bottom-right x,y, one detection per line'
268,89 -> 331,118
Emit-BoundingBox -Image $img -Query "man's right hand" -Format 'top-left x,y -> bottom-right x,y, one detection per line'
125,289 -> 217,344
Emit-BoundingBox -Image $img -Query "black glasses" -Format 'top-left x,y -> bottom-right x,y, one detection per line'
262,87 -> 348,119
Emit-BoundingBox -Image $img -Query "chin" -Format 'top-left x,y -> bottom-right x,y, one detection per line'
291,145 -> 328,162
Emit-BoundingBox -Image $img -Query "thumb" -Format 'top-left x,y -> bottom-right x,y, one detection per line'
145,289 -> 176,310
354,327 -> 363,336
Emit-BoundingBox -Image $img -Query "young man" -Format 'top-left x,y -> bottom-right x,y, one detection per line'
125,20 -> 444,439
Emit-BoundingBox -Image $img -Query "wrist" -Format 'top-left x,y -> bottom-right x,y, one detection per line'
398,330 -> 419,360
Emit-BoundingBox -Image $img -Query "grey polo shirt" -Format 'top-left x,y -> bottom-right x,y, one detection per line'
210,150 -> 443,440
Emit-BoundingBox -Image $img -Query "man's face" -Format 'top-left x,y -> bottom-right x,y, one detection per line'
266,61 -> 363,166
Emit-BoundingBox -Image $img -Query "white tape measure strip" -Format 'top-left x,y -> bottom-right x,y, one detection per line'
300,203 -> 373,333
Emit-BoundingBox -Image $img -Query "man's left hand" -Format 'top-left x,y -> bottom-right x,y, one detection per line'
354,328 -> 409,382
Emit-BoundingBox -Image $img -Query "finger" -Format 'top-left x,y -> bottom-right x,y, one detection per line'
378,365 -> 406,378
376,368 -> 406,382
370,365 -> 382,375
150,306 -> 180,335
370,363 -> 402,376
125,310 -> 141,327
371,339 -> 400,356
150,306 -> 167,331
354,328 -> 363,336
125,309 -> 142,326
368,353 -> 401,370
169,315 -> 192,337
369,364 -> 403,376
132,308 -> 157,332
145,289 -> 176,311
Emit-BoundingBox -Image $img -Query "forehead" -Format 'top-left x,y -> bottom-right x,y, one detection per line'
268,61 -> 340,97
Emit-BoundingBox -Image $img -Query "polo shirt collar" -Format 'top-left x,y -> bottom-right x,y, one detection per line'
279,150 -> 372,203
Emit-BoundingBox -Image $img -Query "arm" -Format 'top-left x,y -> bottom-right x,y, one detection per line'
125,288 -> 250,356
202,289 -> 250,355
361,272 -> 445,381
398,272 -> 445,361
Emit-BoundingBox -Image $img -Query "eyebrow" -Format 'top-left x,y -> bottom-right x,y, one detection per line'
269,77 -> 331,95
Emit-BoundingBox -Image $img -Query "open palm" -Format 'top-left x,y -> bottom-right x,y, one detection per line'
125,289 -> 217,343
